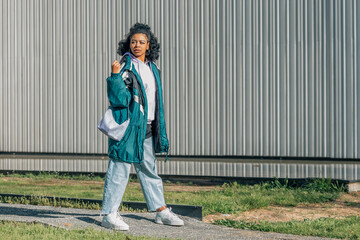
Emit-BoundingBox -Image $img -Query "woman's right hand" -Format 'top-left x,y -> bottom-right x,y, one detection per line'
112,60 -> 121,73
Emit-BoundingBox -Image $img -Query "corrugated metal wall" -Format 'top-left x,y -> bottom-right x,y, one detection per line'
1,0 -> 359,158
1,155 -> 360,181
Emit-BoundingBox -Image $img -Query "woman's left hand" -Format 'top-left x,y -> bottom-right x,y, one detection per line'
112,60 -> 121,73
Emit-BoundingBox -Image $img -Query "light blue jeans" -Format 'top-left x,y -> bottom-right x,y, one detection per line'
101,137 -> 166,214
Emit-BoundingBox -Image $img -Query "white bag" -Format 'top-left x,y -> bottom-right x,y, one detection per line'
97,107 -> 130,141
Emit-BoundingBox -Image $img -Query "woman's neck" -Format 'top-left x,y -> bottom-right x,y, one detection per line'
137,55 -> 145,63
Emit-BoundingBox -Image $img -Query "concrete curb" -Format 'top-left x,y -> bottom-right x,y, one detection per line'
0,193 -> 203,220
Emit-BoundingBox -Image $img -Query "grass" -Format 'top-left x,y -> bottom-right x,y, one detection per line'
0,172 -> 356,239
215,216 -> 360,240
0,221 -> 164,240
0,195 -> 102,210
184,180 -> 343,215
0,173 -> 346,216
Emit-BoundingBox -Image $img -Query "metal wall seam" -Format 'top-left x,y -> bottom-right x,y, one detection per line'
356,0 -> 359,156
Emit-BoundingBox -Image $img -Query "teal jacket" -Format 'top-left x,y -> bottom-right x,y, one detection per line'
106,55 -> 169,164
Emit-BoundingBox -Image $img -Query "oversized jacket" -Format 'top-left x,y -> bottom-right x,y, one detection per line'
106,55 -> 169,164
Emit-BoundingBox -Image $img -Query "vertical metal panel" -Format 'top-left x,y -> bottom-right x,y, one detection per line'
0,0 -> 359,159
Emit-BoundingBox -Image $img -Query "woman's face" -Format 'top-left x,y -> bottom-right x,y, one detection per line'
130,33 -> 150,62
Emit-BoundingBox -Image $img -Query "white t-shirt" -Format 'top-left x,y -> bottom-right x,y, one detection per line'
128,54 -> 156,123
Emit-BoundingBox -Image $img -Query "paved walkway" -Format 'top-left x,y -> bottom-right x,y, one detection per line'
0,203 -> 335,240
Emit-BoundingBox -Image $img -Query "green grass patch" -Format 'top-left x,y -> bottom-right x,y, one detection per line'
0,195 -> 145,213
0,221 -> 164,240
165,181 -> 343,215
0,174 -> 353,239
0,195 -> 102,210
215,216 -> 360,240
0,174 -> 346,216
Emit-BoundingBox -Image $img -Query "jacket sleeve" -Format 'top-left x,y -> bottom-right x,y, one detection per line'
107,72 -> 131,108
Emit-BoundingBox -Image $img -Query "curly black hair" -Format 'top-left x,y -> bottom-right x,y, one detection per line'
117,23 -> 160,62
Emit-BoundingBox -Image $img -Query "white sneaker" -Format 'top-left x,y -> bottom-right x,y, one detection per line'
101,211 -> 129,231
155,207 -> 184,226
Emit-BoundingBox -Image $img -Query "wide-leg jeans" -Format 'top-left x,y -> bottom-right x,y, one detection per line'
101,137 -> 166,214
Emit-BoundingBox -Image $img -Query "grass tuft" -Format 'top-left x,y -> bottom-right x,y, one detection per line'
0,221 -> 165,240
0,196 -> 102,210
304,178 -> 346,193
215,216 -> 360,239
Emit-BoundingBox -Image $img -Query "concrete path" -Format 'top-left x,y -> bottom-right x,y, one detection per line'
0,203 -> 335,240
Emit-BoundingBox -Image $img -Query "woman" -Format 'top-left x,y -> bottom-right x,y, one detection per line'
101,23 -> 184,230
